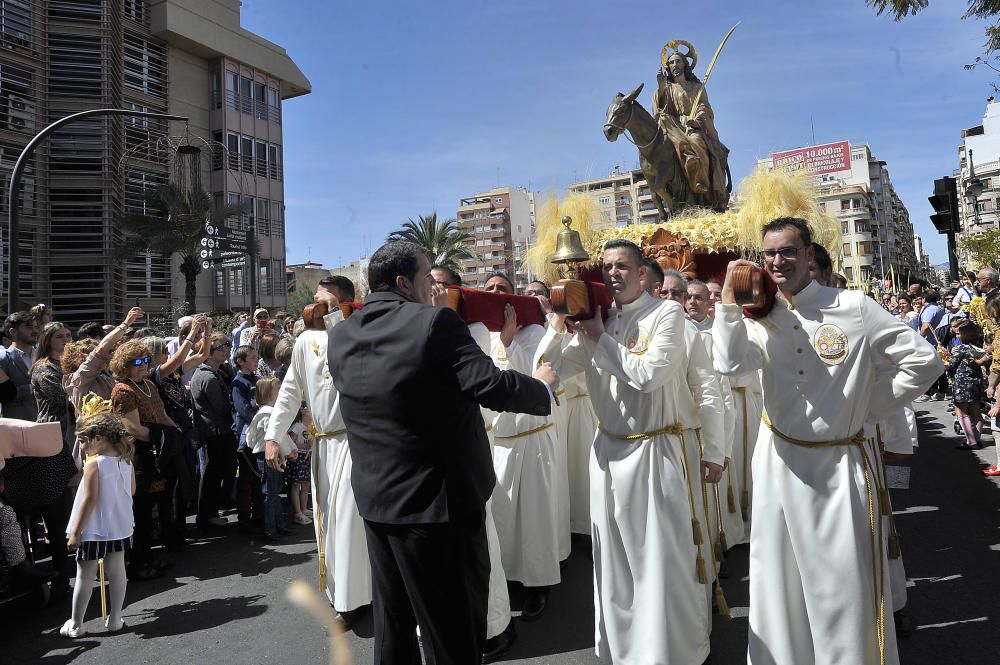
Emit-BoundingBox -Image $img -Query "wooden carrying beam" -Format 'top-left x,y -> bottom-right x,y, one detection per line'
446,287 -> 546,332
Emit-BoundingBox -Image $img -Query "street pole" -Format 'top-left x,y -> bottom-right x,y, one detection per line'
249,212 -> 258,309
7,108 -> 187,313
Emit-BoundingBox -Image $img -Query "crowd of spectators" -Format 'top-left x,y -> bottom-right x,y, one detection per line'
0,274 -> 358,599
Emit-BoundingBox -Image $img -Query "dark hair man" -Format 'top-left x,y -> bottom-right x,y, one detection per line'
810,242 -> 833,287
483,272 -> 516,294
641,257 -> 665,296
714,217 -> 941,665
685,279 -> 712,328
327,241 -> 558,664
76,322 -> 104,342
0,312 -> 40,421
318,275 -> 357,303
536,237 -> 722,665
431,264 -> 463,288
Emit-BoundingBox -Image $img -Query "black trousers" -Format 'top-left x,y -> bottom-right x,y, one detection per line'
198,432 -> 237,520
363,507 -> 489,665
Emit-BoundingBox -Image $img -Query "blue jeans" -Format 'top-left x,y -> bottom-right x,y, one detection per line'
256,454 -> 285,536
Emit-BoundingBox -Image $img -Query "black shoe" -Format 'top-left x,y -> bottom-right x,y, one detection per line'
336,605 -> 370,629
717,557 -> 731,579
894,609 -> 913,639
559,558 -> 569,572
521,588 -> 548,621
482,621 -> 517,663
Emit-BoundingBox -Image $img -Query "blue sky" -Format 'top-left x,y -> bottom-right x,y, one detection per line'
241,0 -> 995,268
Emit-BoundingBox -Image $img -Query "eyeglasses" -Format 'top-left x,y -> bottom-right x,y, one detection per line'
129,356 -> 152,366
659,288 -> 686,298
762,246 -> 803,260
523,289 -> 548,297
212,344 -> 232,352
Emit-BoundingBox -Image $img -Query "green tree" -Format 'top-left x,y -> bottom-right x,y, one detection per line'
117,185 -> 248,315
286,285 -> 315,318
386,213 -> 478,269
868,1 -> 1000,53
958,227 -> 1000,268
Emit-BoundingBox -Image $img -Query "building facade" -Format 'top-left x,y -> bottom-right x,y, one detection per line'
760,142 -> 921,289
456,186 -> 538,289
567,166 -> 661,229
954,99 -> 1000,271
0,0 -> 309,326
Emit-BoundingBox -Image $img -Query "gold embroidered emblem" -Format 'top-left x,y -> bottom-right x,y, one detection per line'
625,327 -> 650,355
494,344 -> 508,364
813,324 -> 848,365
311,339 -> 320,357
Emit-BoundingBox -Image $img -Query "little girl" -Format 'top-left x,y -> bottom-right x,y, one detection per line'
948,320 -> 988,451
287,415 -> 313,525
247,377 -> 291,541
61,413 -> 136,637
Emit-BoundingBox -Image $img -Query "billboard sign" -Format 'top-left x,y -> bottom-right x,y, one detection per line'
772,140 -> 851,176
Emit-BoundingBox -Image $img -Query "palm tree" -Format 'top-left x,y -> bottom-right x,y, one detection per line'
117,184 -> 248,314
386,213 -> 478,269
865,0 -> 928,19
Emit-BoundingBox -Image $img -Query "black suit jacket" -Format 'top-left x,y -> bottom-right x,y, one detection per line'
328,291 -> 552,525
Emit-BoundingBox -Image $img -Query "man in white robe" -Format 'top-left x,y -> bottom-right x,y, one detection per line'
686,280 -> 745,555
483,274 -> 562,620
713,217 -> 942,665
537,241 -> 722,665
264,288 -> 372,620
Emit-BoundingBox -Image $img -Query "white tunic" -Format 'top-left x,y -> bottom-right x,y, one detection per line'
265,310 -> 372,613
713,281 -> 942,665
724,367 -> 763,542
536,293 -> 710,665
489,325 -> 563,587
564,373 -> 597,535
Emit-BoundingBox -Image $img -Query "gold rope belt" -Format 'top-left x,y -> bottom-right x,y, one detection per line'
314,428 -> 347,439
554,388 -> 565,397
495,422 -> 553,440
571,393 -> 589,399
598,421 -> 683,441
732,386 -> 750,522
762,412 -> 886,665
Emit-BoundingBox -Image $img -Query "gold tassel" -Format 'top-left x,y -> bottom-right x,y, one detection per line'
741,490 -> 750,522
99,558 -> 107,621
696,554 -> 708,584
714,537 -> 724,562
714,582 -> 731,619
727,484 -> 737,514
719,529 -> 729,553
692,518 -> 703,546
315,504 -> 327,593
888,531 -> 901,560
879,489 -> 892,517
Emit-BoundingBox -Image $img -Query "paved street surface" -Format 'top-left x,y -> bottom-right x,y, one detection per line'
6,399 -> 1000,664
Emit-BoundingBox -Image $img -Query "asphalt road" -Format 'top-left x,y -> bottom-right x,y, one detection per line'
5,399 -> 1000,664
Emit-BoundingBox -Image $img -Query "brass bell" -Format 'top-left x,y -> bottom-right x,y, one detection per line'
551,216 -> 590,268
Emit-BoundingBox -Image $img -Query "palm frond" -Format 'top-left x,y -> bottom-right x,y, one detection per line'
866,0 -> 929,20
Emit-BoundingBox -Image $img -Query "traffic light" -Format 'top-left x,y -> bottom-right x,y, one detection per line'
928,176 -> 959,234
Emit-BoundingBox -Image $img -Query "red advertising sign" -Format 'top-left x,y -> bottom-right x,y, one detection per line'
771,140 -> 851,176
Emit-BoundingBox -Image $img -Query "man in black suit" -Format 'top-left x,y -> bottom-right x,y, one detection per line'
328,241 -> 558,665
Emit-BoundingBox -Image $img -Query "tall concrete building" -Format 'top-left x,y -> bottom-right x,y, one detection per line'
567,166 -> 660,229
760,142 -> 921,288
0,0 -> 309,325
456,186 -> 538,289
954,99 -> 1000,271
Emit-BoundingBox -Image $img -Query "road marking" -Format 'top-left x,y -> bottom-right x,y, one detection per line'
916,617 -> 988,630
893,505 -> 939,515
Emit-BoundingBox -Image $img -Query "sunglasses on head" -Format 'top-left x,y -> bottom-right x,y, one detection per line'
212,343 -> 232,352
130,356 -> 152,366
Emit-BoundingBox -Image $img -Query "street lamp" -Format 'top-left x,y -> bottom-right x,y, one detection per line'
7,108 -> 188,313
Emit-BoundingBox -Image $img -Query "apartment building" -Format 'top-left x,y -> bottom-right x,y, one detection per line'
0,0 -> 309,325
954,98 -> 1000,271
567,166 -> 661,229
456,186 -> 538,289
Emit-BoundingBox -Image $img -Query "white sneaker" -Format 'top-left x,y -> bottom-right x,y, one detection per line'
303,509 -> 313,518
60,620 -> 86,638
915,395 -> 931,402
294,513 -> 313,525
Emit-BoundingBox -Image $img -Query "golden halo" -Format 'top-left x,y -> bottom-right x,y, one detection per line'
661,39 -> 698,71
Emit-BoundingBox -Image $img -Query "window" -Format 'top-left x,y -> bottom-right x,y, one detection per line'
229,267 -> 245,295
254,81 -> 266,119
123,0 -> 143,23
495,197 -> 503,204
241,136 -> 253,173
259,261 -> 270,296
215,270 -> 224,296
225,71 -> 238,110
840,199 -> 850,211
124,32 -> 166,97
211,131 -> 223,170
257,198 -> 270,236
0,61 -> 34,132
50,33 -> 102,98
270,201 -> 282,236
268,144 -> 282,179
843,243 -> 852,257
240,76 -> 252,114
266,87 -> 280,123
226,132 -> 239,170
841,222 -> 850,235
255,140 -> 267,177
599,196 -> 611,205
1,0 -> 31,49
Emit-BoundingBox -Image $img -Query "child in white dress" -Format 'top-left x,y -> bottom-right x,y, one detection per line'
60,413 -> 136,637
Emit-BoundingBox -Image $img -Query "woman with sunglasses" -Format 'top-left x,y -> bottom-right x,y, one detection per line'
110,340 -> 179,580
